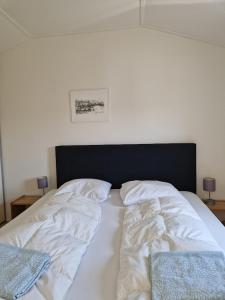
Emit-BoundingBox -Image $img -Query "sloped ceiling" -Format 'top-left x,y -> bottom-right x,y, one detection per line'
0,0 -> 225,53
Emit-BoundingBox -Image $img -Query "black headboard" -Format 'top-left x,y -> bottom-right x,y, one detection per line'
55,143 -> 196,192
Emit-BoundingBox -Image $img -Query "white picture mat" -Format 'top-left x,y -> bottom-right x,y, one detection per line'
70,88 -> 109,122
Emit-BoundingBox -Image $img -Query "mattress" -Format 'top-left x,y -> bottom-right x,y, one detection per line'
1,190 -> 225,300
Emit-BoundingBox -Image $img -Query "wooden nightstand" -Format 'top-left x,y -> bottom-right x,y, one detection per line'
0,221 -> 7,228
11,195 -> 41,219
205,200 -> 225,224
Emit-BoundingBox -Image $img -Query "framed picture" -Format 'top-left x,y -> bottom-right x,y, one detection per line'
70,88 -> 109,122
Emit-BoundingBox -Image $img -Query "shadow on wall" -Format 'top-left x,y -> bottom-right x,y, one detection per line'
48,147 -> 57,190
23,178 -> 37,195
23,147 -> 57,195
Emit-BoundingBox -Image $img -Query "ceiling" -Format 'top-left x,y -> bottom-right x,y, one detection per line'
0,0 -> 225,53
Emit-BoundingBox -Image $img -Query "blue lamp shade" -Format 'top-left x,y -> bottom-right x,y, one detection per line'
203,177 -> 216,192
37,176 -> 48,189
203,177 -> 216,205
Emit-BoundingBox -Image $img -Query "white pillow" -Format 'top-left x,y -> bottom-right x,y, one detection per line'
55,178 -> 112,202
120,180 -> 179,206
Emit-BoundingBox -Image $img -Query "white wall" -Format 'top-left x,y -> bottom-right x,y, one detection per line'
0,62 -> 5,222
0,28 -> 225,218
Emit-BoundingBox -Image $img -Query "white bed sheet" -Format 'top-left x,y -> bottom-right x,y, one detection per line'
183,191 -> 225,251
1,190 -> 225,300
66,189 -> 124,300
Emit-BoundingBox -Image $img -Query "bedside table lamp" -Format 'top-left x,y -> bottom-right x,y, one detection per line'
37,176 -> 48,195
203,177 -> 216,205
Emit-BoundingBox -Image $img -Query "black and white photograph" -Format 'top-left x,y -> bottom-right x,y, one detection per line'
70,89 -> 109,122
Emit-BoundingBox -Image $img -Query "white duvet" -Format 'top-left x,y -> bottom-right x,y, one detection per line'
117,192 -> 222,300
0,192 -> 102,300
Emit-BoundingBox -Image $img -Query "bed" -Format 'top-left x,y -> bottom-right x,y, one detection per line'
57,143 -> 225,299
1,143 -> 225,300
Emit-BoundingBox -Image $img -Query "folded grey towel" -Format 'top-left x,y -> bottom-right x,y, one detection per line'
150,251 -> 225,300
0,243 -> 51,300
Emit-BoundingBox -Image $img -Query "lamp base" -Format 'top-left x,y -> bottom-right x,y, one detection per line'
203,198 -> 215,205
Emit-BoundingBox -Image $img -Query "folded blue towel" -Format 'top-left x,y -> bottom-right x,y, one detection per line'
0,243 -> 51,300
150,251 -> 225,300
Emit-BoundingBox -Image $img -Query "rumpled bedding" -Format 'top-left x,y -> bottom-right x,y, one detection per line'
117,193 -> 222,300
0,192 -> 102,300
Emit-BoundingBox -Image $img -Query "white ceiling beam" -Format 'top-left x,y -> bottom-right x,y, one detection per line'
0,7 -> 31,38
0,0 -> 225,52
139,0 -> 146,26
147,0 -> 225,5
